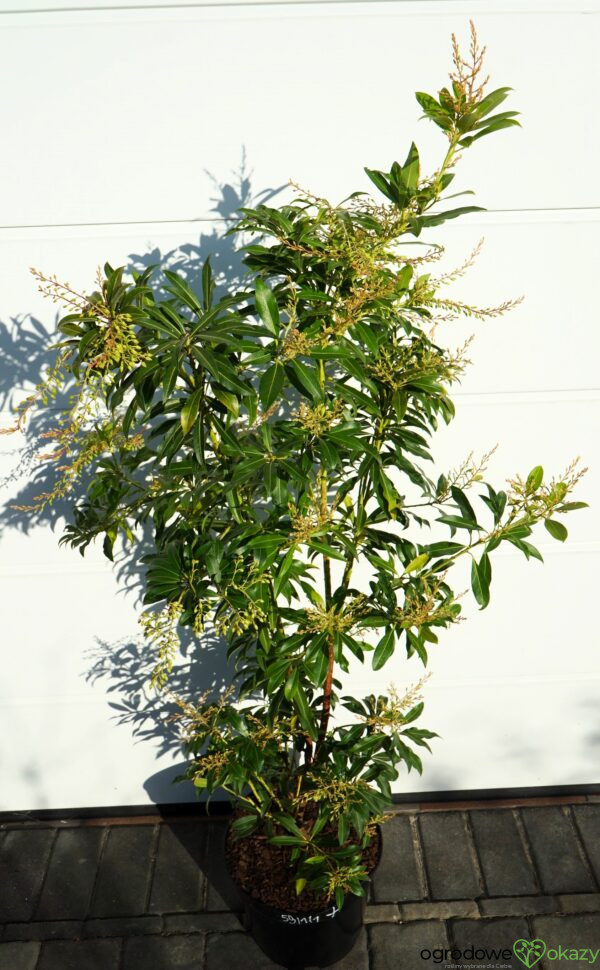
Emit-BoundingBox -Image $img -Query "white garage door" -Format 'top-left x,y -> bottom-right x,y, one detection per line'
0,0 -> 598,811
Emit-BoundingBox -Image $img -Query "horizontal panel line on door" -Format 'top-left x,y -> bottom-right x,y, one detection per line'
1,207 -> 600,233
1,674 -> 599,707
1,540 -> 598,577
3,387 -> 599,419
3,0 -> 599,16
453,388 -> 600,402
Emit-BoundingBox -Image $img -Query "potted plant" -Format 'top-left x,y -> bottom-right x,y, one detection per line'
6,23 -> 586,970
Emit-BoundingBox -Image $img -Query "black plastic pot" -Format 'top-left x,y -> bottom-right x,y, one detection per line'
236,883 -> 363,969
226,828 -> 381,970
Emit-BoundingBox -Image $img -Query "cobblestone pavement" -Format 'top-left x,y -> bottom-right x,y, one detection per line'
1,796 -> 599,969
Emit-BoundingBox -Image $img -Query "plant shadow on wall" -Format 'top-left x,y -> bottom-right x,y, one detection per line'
84,629 -> 235,803
0,152 -> 281,534
0,155 -> 284,804
0,316 -> 76,536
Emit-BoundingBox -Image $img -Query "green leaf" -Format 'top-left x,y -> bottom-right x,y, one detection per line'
164,270 -> 204,315
545,519 -> 568,542
363,167 -> 394,202
180,388 -> 202,435
438,514 -> 478,532
248,533 -> 285,552
508,537 -> 544,562
337,816 -> 349,845
269,835 -> 304,847
296,287 -> 331,303
392,390 -> 408,421
401,701 -> 424,725
471,553 -> 491,609
231,814 -> 259,838
255,278 -> 280,336
230,453 -> 267,486
102,531 -> 115,562
415,92 -> 453,130
259,361 -> 284,409
503,522 -> 533,540
284,667 -> 299,701
526,465 -> 544,491
287,359 -> 323,401
472,86 -> 513,119
307,538 -> 346,562
145,304 -> 185,337
202,256 -> 214,310
319,438 -> 340,469
292,684 -> 318,740
404,553 -> 429,574
358,614 -> 389,628
372,628 -> 395,670
450,486 -> 477,525
459,118 -> 520,147
273,813 -> 306,838
274,547 -> 296,598
212,386 -> 240,416
426,541 -> 464,558
472,110 -> 520,130
162,355 -> 180,400
401,141 -> 420,191
421,206 -> 485,228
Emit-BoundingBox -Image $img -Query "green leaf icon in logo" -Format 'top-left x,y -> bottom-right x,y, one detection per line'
513,938 -> 546,968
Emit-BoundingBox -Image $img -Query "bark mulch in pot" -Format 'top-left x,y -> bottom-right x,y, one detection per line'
225,823 -> 381,912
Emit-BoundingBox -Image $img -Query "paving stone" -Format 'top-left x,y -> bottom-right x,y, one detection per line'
0,829 -> 55,921
164,912 -> 241,933
35,828 -> 104,920
3,920 -> 83,942
123,934 -> 203,970
470,809 -> 538,896
37,938 -> 121,970
369,920 -> 449,970
206,881 -> 231,912
207,925 -> 369,969
364,904 -> 401,923
573,805 -> 600,884
82,915 -> 163,937
204,822 -> 244,914
558,893 -> 600,914
371,814 -> 425,902
419,812 -> 482,900
205,931 -> 285,969
402,899 -> 479,920
451,916 -> 529,961
309,928 -> 369,969
521,808 -> 596,894
0,942 -> 40,970
148,822 -> 206,914
90,824 -> 155,916
533,913 -> 600,970
479,895 -> 557,917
